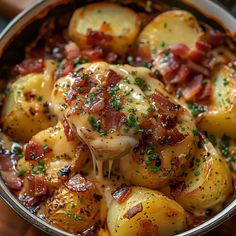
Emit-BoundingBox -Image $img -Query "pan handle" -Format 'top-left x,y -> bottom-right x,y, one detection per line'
0,0 -> 35,18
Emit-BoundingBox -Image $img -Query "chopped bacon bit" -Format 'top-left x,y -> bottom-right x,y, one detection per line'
65,42 -> 81,60
86,29 -> 113,48
104,69 -> 122,87
25,140 -> 45,161
164,127 -> 186,146
151,91 -> 180,113
24,92 -> 36,101
71,72 -> 87,88
170,181 -> 185,198
1,171 -> 22,190
171,64 -> 190,84
82,47 -> 104,61
102,110 -> 125,132
139,220 -> 159,235
182,74 -> 203,100
196,40 -> 212,52
112,184 -> 132,204
0,153 -> 17,172
152,52 -> 180,80
187,61 -> 210,77
160,115 -> 177,130
197,80 -> 212,101
63,118 -> 75,141
14,59 -> 44,76
124,203 -> 143,219
65,175 -> 93,192
189,49 -> 206,62
24,174 -> 47,197
60,62 -> 74,77
169,43 -> 190,57
206,30 -> 225,47
29,107 -> 39,116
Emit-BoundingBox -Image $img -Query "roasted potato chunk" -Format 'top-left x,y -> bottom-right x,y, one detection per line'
2,60 -> 57,142
172,141 -> 233,216
198,65 -> 236,138
107,187 -> 187,236
45,175 -> 102,234
137,10 -> 202,58
69,3 -> 141,55
24,122 -> 89,191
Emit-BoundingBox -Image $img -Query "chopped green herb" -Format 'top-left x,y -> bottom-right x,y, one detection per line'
88,116 -> 101,132
33,160 -> 46,175
220,134 -> 230,157
151,166 -> 159,172
17,169 -> 26,177
37,96 -> 43,102
127,56 -> 134,63
109,86 -> 120,96
126,114 -> 140,127
194,170 -> 200,176
187,101 -> 206,117
207,133 -> 216,146
192,129 -> 199,136
160,40 -> 166,48
163,22 -> 168,28
124,90 -> 130,96
124,77 -> 130,84
223,77 -> 229,86
145,160 -> 152,166
146,149 -> 153,155
109,96 -> 122,111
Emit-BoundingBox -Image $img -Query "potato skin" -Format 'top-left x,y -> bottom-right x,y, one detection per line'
2,60 -> 57,142
198,65 -> 236,138
172,141 -> 234,216
69,2 -> 141,55
107,187 -> 187,236
45,175 -> 101,234
137,10 -> 202,59
25,122 -> 89,192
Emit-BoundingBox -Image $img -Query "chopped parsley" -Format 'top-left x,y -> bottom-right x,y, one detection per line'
109,86 -> 120,96
220,134 -> 230,157
37,96 -> 43,102
33,160 -> 46,175
223,77 -> 229,86
16,169 -> 27,177
125,114 -> 140,127
194,170 -> 200,176
66,211 -> 83,221
187,101 -> 206,117
109,96 -> 122,111
88,116 -> 101,132
192,129 -> 199,137
207,133 -> 216,146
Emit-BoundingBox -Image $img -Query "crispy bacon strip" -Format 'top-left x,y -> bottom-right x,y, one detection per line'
63,118 -> 75,141
124,203 -> 143,219
14,59 -> 44,76
112,184 -> 132,204
65,175 -> 93,192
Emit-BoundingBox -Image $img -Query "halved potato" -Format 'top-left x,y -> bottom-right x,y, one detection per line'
198,65 -> 236,138
69,2 -> 141,55
25,122 -> 89,191
173,141 -> 233,216
45,174 -> 102,234
2,60 -> 57,142
107,187 -> 187,236
137,10 -> 202,58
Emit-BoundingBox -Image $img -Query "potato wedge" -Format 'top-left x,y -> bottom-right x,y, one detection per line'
137,10 -> 202,58
69,2 -> 141,55
2,60 -> 57,142
198,65 -> 236,137
25,122 -> 89,191
173,141 -> 233,216
45,175 -> 101,234
107,187 -> 187,236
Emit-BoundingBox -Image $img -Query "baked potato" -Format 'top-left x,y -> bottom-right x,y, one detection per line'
69,2 -> 141,55
107,186 -> 187,236
198,65 -> 236,138
172,140 -> 234,216
23,122 -> 89,191
2,60 -> 57,142
45,174 -> 102,234
136,10 -> 202,58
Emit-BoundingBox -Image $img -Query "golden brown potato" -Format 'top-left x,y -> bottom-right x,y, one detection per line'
198,65 -> 236,138
107,186 -> 187,236
2,60 -> 57,142
172,140 -> 234,216
69,2 -> 141,55
137,10 -> 202,58
45,174 -> 102,234
24,122 -> 89,191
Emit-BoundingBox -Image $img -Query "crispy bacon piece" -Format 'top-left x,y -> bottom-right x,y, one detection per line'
14,59 -> 44,76
171,64 -> 190,84
124,203 -> 143,219
151,91 -> 180,113
139,220 -> 159,236
189,49 -> 206,62
102,110 -> 125,132
71,72 -> 87,88
82,47 -> 104,61
87,29 -> 113,48
112,184 -> 132,204
24,92 -> 36,101
60,62 -> 74,77
65,42 -> 81,60
187,61 -> 210,77
197,80 -> 212,101
196,40 -> 212,52
169,43 -> 190,57
63,118 -> 75,141
65,175 -> 93,192
182,74 -> 203,100
25,140 -> 45,161
206,30 -> 225,47
24,174 -> 47,197
163,127 -> 186,146
104,69 -> 122,87
0,152 -> 22,190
